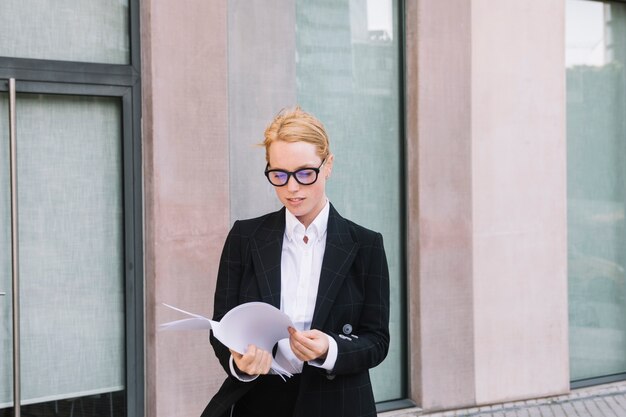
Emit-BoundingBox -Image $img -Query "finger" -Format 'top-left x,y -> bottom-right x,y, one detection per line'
240,345 -> 255,364
229,349 -> 243,360
288,330 -> 308,360
288,336 -> 304,360
230,349 -> 250,373
253,346 -> 266,374
298,329 -> 322,340
291,331 -> 319,353
290,335 -> 316,361
291,331 -> 328,360
259,350 -> 271,374
303,330 -> 329,355
246,344 -> 257,357
260,350 -> 272,374
236,345 -> 258,373
289,328 -> 310,345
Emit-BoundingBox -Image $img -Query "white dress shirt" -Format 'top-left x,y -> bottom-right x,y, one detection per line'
229,201 -> 338,380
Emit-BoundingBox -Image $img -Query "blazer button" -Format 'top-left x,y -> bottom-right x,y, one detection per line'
342,324 -> 352,335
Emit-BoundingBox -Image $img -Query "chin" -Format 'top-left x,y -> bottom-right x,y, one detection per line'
288,206 -> 309,220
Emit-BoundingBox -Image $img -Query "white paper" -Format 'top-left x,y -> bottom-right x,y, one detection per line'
159,302 -> 295,377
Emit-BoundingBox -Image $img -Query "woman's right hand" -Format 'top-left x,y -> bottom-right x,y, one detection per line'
230,345 -> 272,376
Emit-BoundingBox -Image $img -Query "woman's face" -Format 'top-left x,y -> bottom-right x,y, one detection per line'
267,140 -> 333,228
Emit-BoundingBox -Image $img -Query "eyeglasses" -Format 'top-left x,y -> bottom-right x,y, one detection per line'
264,158 -> 327,186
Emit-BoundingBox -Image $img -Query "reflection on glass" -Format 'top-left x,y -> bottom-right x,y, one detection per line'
296,0 -> 403,402
0,94 -> 126,415
228,0 -> 404,403
567,0 -> 626,381
0,0 -> 130,64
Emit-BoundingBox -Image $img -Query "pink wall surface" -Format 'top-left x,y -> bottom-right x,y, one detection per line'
471,0 -> 569,403
407,0 -> 568,411
142,1 -> 229,416
406,0 -> 477,410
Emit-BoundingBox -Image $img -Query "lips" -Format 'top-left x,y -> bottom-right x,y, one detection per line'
286,197 -> 305,206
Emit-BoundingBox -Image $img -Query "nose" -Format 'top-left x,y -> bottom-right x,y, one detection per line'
286,174 -> 300,192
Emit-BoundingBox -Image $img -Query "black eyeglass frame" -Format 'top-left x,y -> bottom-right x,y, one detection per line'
264,158 -> 327,187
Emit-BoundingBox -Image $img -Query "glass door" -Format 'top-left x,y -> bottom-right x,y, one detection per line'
0,80 -> 134,417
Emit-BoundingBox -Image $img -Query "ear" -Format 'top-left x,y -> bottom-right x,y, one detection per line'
324,154 -> 334,179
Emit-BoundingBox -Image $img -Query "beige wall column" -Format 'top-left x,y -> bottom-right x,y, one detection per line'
142,1 -> 229,416
406,0 -> 476,410
406,0 -> 568,411
471,0 -> 568,404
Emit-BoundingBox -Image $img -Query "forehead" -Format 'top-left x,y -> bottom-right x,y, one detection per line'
268,141 -> 321,169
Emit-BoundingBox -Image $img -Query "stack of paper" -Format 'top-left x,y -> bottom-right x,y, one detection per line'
159,302 -> 296,378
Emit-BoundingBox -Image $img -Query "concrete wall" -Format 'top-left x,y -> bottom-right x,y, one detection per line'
142,1 -> 229,416
406,0 -> 568,411
471,0 -> 568,404
406,0 -> 477,410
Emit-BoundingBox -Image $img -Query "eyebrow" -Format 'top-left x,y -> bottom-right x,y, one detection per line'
268,162 -> 320,171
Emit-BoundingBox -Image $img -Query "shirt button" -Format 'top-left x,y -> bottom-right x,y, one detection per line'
342,324 -> 352,335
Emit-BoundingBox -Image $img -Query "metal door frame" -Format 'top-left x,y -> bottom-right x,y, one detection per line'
0,75 -> 143,417
0,1 -> 143,411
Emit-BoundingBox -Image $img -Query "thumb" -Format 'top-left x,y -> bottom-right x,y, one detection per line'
229,348 -> 243,359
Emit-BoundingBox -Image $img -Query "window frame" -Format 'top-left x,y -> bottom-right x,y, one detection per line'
374,0 -> 413,412
0,0 -> 143,415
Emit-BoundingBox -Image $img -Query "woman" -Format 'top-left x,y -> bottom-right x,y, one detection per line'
202,107 -> 390,417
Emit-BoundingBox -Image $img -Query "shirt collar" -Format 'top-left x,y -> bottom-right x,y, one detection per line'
285,199 -> 330,243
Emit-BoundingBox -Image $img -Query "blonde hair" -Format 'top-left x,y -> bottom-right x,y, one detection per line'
262,106 -> 330,163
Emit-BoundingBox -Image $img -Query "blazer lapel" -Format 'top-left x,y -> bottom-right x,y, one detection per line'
250,208 -> 285,309
311,205 -> 359,329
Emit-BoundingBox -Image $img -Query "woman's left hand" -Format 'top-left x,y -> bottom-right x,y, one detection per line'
288,327 -> 329,362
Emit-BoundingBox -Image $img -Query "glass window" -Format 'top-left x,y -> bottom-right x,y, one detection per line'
566,0 -> 626,382
0,94 -> 126,415
296,0 -> 403,402
0,0 -> 130,64
228,0 -> 404,402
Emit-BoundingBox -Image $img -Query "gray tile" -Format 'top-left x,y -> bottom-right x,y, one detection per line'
539,405 -> 556,417
613,395 -> 626,412
409,383 -> 626,417
593,397 -> 619,417
572,400 -> 593,417
583,399 -> 604,417
548,404 -> 568,417
604,396 -> 626,417
561,402 -> 581,417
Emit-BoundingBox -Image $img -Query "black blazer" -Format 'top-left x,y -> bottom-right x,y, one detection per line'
202,204 -> 390,417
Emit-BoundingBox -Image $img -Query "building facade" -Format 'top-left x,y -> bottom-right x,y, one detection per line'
0,0 -> 625,416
